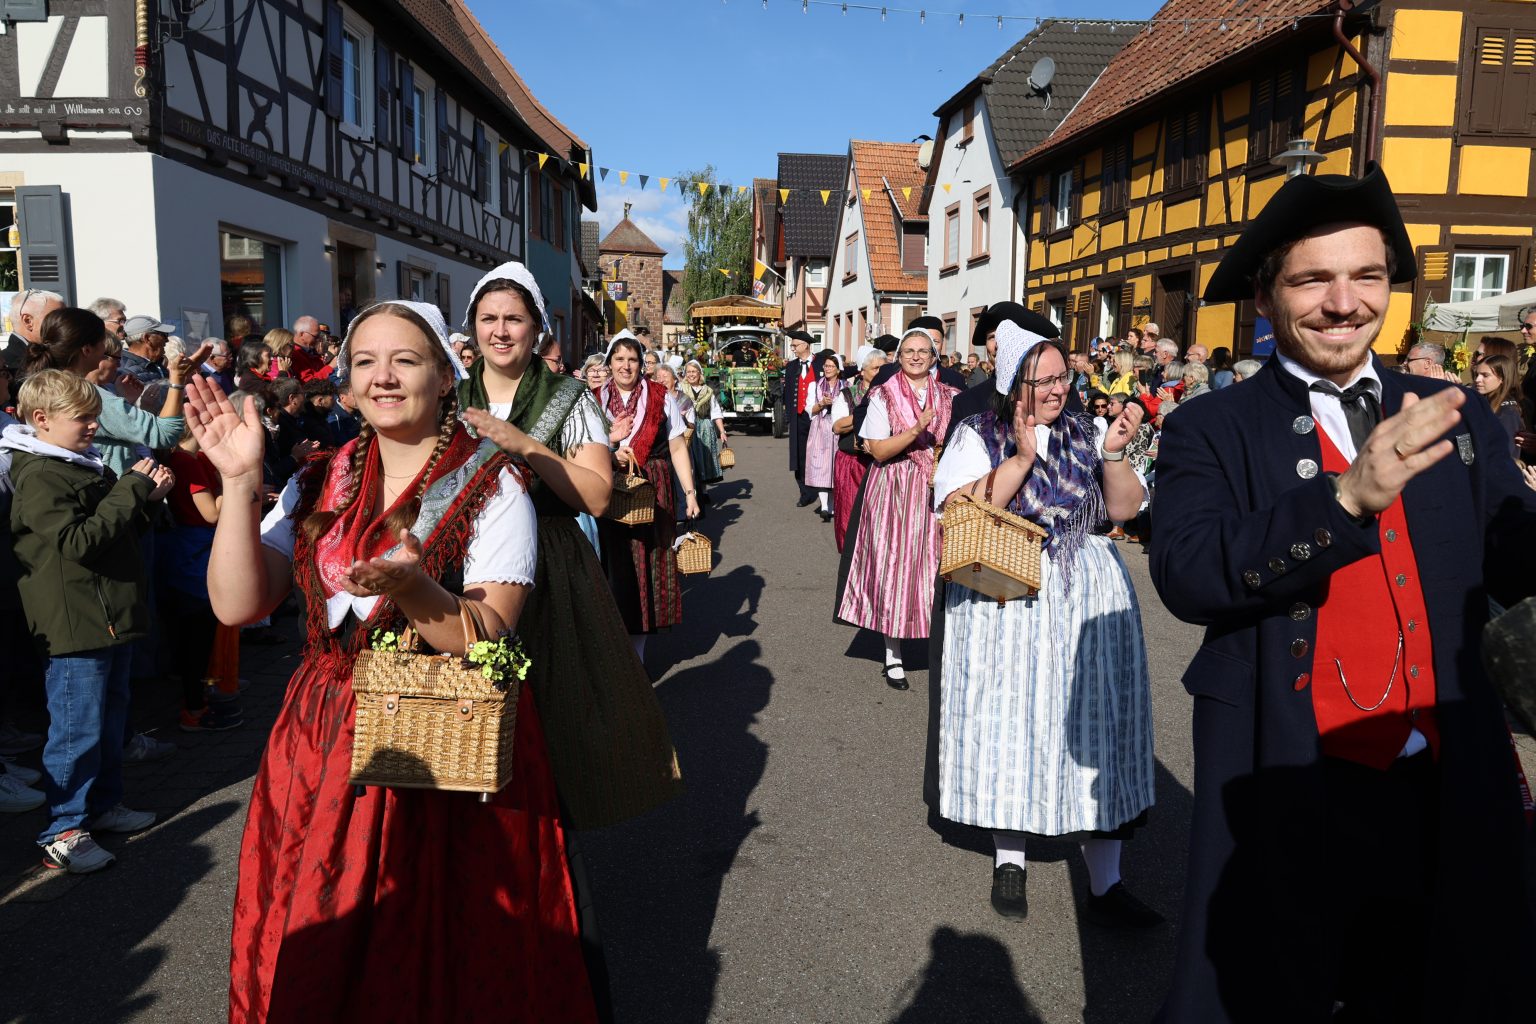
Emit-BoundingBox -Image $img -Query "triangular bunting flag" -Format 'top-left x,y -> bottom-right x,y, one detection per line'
779,188 -> 790,204
639,174 -> 649,189
942,183 -> 952,194
599,167 -> 609,181
901,186 -> 912,201
619,170 -> 629,185
819,189 -> 831,205
717,268 -> 732,277
578,162 -> 589,178
497,141 -> 509,155
697,181 -> 710,196
737,185 -> 748,195
659,177 -> 670,193
861,188 -> 871,202
537,153 -> 549,170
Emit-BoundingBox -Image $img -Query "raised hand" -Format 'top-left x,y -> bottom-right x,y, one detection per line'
915,405 -> 937,433
463,407 -> 534,458
184,374 -> 266,482
608,413 -> 633,444
1335,388 -> 1465,518
1011,398 -> 1039,466
344,528 -> 424,599
170,342 -> 214,385
1104,399 -> 1146,454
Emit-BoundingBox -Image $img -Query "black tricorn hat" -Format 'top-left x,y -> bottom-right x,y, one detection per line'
871,333 -> 900,353
786,329 -> 816,344
971,301 -> 1060,350
1204,162 -> 1417,303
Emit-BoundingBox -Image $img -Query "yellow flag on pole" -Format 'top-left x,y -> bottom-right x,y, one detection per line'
779,188 -> 790,204
537,153 -> 549,170
697,181 -> 710,196
619,170 -> 629,185
819,189 -> 831,205
658,177 -> 670,193
753,259 -> 767,282
901,186 -> 912,202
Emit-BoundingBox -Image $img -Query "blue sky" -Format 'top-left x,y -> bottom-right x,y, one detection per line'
475,0 -> 1160,266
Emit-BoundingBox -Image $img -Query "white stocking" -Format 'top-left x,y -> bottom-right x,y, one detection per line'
993,832 -> 1027,869
1080,838 -> 1122,897
818,490 -> 832,512
882,635 -> 904,679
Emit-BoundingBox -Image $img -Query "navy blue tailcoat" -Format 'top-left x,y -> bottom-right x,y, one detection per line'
1150,357 -> 1536,1022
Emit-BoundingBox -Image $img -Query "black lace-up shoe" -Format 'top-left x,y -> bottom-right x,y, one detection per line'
1084,882 -> 1164,928
990,864 -> 1028,919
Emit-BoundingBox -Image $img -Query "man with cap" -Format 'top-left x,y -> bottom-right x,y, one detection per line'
782,329 -> 819,506
1150,163 -> 1536,1022
118,314 -> 176,386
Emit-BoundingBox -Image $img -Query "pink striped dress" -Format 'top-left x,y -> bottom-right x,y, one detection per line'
836,372 -> 957,639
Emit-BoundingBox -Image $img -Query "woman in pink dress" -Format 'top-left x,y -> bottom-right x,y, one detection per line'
837,328 -> 957,688
803,349 -> 842,523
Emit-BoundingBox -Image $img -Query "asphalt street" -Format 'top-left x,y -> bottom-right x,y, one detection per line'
0,432 -> 1530,1023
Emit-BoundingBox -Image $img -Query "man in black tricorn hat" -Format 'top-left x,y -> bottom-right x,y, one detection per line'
782,329 -> 819,506
1150,164 -> 1536,1022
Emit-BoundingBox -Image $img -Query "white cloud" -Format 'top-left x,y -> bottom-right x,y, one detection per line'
593,181 -> 690,265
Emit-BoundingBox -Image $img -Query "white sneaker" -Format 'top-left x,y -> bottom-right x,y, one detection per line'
89,804 -> 155,833
122,732 -> 177,765
1,755 -> 42,787
41,829 -> 115,873
0,772 -> 45,813
0,723 -> 44,756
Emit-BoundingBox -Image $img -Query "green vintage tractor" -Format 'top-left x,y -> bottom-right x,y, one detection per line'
703,324 -> 786,436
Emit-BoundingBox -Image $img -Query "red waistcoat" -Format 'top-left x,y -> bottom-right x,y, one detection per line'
1310,427 -> 1439,769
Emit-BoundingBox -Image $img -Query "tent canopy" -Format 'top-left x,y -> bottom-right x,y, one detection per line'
688,293 -> 782,320
1421,286 -> 1536,333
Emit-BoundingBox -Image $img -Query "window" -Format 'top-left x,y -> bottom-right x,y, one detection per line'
902,223 -> 927,271
341,29 -> 365,129
219,228 -> 284,333
1047,297 -> 1067,329
943,204 -> 960,268
1461,27 -> 1536,138
962,98 -> 975,143
550,179 -> 567,251
856,307 -> 867,344
411,85 -> 429,165
539,175 -> 555,244
843,233 -> 858,279
1250,66 -> 1305,166
942,314 -> 957,350
1450,253 -> 1510,302
806,259 -> 828,287
971,189 -> 991,260
1165,105 -> 1208,193
1101,139 -> 1130,215
0,197 -> 17,291
1051,170 -> 1073,232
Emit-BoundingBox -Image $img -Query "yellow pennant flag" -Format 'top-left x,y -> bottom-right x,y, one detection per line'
717,268 -> 732,277
497,141 -> 509,155
697,181 -> 710,196
537,153 -> 549,170
819,189 -> 831,205
737,185 -> 748,195
861,188 -> 871,202
753,259 -> 767,281
942,183 -> 952,194
779,188 -> 790,204
658,176 -> 670,193
901,186 -> 912,202
619,170 -> 629,185
578,162 -> 589,179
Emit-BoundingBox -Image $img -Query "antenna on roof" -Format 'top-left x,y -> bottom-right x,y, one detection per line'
1027,56 -> 1056,108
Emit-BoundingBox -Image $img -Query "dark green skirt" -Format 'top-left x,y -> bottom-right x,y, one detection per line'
523,515 -> 682,829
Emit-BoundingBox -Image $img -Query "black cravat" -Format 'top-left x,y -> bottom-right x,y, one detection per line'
1311,379 -> 1380,452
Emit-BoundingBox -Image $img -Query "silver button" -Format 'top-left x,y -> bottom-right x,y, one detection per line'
1290,543 -> 1312,561
1291,639 -> 1309,658
1292,415 -> 1315,435
1385,529 -> 1397,543
1408,619 -> 1417,632
1296,459 -> 1319,479
1243,570 -> 1261,589
1269,558 -> 1287,574
1396,573 -> 1408,587
1315,529 -> 1333,548
1290,603 -> 1311,621
1410,665 -> 1420,678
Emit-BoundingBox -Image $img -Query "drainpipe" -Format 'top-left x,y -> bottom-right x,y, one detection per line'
1332,0 -> 1382,170
1010,180 -> 1024,303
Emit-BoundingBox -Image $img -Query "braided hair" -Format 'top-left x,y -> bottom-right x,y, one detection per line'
302,304 -> 459,543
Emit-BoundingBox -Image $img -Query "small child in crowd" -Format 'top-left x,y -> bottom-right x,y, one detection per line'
2,370 -> 173,873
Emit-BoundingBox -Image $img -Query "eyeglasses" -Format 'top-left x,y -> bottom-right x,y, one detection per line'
1520,322 -> 1535,332
1019,371 -> 1072,390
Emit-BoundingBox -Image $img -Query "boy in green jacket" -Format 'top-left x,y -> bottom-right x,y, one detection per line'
3,370 -> 173,873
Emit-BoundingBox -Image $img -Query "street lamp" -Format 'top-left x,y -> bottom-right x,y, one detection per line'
1273,137 -> 1325,178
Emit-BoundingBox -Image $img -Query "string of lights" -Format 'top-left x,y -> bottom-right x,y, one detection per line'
737,0 -> 1347,33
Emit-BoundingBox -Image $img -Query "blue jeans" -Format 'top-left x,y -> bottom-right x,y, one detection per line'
38,646 -> 132,845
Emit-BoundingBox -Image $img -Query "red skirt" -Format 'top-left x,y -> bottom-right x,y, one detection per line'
833,449 -> 870,553
229,650 -> 596,1024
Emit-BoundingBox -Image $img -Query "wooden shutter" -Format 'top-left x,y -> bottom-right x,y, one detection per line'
1186,107 -> 1207,188
434,88 -> 450,177
1165,113 -> 1186,191
323,2 -> 344,120
1074,292 -> 1093,346
15,185 -> 74,303
1031,299 -> 1046,316
397,63 -> 414,161
498,145 -> 513,216
528,164 -> 541,240
1118,282 -> 1134,336
1104,139 -> 1129,212
1420,247 -> 1453,305
397,260 -> 411,300
1271,69 -> 1297,158
1250,75 -> 1276,164
1465,28 -> 1536,137
373,43 -> 393,151
473,121 -> 489,203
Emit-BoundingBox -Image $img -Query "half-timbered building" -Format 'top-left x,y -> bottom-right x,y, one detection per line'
0,0 -> 594,350
1011,0 -> 1536,358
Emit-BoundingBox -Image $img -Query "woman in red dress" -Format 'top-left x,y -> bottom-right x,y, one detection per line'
185,300 -> 595,1024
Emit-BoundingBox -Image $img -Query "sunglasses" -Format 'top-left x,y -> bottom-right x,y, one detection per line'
1520,322 -> 1534,332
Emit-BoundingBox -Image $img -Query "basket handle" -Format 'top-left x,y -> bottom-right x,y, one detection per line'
457,598 -> 492,651
984,467 -> 997,506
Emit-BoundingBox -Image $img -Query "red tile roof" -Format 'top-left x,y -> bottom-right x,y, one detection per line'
598,217 -> 666,257
1014,0 -> 1334,168
849,141 -> 928,295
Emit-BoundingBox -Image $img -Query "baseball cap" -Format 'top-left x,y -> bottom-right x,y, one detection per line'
124,314 -> 176,340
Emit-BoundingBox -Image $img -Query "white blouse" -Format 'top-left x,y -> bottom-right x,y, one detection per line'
260,466 -> 539,628
932,419 -> 1147,513
857,386 -> 930,442
485,396 -> 608,456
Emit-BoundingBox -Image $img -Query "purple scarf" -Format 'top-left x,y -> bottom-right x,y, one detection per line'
966,409 -> 1107,591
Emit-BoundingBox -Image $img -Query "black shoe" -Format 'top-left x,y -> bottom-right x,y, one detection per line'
796,496 -> 816,507
1084,882 -> 1164,929
818,509 -> 833,522
991,864 -> 1028,919
883,665 -> 909,691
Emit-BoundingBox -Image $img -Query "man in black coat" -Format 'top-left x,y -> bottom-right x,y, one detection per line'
1150,163 -> 1536,1022
782,330 -> 817,506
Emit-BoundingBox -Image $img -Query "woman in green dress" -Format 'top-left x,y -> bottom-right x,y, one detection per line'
678,359 -> 726,488
456,261 -> 681,832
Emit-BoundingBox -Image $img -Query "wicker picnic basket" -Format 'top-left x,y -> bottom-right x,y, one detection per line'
719,446 -> 736,469
606,455 -> 656,526
349,601 -> 518,797
939,469 -> 1050,606
676,533 -> 713,575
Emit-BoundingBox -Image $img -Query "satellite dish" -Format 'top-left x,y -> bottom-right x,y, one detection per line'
917,139 -> 935,170
1028,57 -> 1056,94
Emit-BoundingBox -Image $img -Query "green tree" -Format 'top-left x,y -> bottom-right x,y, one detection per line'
677,165 -> 752,313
